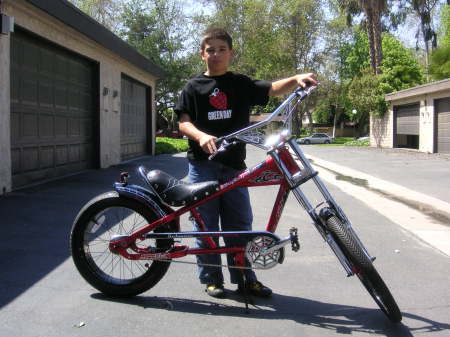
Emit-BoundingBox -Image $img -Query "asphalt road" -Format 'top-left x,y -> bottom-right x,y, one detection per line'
0,147 -> 449,337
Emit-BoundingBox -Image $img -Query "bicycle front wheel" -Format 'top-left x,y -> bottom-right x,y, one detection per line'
70,192 -> 174,297
326,215 -> 402,323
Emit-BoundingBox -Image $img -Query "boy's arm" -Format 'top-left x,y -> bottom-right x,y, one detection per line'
178,113 -> 218,154
269,73 -> 317,97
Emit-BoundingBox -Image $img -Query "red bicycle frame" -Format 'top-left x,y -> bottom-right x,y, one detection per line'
110,144 -> 302,264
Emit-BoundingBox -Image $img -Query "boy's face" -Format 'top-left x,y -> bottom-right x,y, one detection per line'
200,38 -> 234,76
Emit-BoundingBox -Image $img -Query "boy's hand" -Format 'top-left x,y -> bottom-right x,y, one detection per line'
295,73 -> 317,89
178,114 -> 218,154
269,72 -> 318,96
199,134 -> 218,154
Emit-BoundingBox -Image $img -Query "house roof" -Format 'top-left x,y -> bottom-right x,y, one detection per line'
385,78 -> 450,102
24,0 -> 165,79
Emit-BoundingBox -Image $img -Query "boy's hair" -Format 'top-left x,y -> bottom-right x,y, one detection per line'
200,28 -> 233,50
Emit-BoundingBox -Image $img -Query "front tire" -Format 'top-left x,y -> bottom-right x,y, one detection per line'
70,192 -> 175,297
326,215 -> 402,323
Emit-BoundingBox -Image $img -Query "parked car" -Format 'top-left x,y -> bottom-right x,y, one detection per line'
296,133 -> 333,144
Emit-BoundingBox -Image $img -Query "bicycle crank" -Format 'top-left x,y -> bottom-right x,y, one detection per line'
245,227 -> 301,269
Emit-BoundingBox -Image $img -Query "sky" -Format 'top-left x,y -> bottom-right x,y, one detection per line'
182,0 -> 446,51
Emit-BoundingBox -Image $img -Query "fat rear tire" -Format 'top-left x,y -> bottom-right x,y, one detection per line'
70,192 -> 175,297
326,215 -> 402,323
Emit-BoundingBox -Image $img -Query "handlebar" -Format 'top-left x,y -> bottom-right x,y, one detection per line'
227,85 -> 315,140
207,85 -> 317,159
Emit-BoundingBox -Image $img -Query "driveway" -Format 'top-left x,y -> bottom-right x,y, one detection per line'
1,148 -> 449,337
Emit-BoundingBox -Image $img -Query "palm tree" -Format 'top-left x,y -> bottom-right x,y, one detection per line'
337,0 -> 387,74
407,0 -> 440,80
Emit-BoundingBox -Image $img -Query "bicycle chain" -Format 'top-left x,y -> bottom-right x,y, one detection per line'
151,258 -> 261,270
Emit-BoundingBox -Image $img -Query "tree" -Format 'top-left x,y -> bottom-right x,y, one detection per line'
336,0 -> 388,75
199,0 -> 325,134
68,0 -> 123,32
429,45 -> 450,79
338,27 -> 371,80
121,0 -> 197,130
439,3 -> 450,46
340,29 -> 424,89
313,79 -> 351,136
378,34 -> 425,92
347,70 -> 386,136
332,29 -> 424,134
407,0 -> 441,79
429,4 -> 450,80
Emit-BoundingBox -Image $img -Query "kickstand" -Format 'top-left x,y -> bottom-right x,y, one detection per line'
235,252 -> 252,314
240,269 -> 250,314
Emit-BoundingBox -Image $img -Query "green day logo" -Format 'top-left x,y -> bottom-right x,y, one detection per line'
209,88 -> 228,110
208,88 -> 232,120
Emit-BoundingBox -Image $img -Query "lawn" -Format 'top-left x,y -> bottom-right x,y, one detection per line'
155,136 -> 369,155
310,137 -> 369,146
155,137 -> 188,155
330,137 -> 354,145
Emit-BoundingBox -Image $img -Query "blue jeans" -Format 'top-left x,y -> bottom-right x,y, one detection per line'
188,160 -> 257,285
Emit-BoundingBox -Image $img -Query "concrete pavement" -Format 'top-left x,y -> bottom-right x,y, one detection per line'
300,145 -> 450,256
1,147 -> 450,336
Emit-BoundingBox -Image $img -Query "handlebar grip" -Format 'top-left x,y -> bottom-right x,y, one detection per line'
208,139 -> 238,160
208,151 -> 219,160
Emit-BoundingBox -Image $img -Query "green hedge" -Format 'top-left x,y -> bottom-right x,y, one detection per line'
315,137 -> 369,146
155,137 -> 189,155
343,138 -> 369,146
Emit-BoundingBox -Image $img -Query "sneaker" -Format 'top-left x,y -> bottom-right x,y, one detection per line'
205,283 -> 225,298
237,280 -> 272,298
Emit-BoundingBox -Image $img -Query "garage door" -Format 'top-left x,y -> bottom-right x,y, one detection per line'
10,29 -> 98,188
435,97 -> 450,154
394,103 -> 420,149
120,75 -> 150,160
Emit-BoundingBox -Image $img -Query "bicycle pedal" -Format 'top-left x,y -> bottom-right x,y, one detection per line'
289,227 -> 300,252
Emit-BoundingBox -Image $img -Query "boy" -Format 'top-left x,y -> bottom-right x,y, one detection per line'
175,28 -> 316,298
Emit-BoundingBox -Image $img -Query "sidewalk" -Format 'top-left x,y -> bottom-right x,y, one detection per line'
302,146 -> 450,206
300,145 -> 450,256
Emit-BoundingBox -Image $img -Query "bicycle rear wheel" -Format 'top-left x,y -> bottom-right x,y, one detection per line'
70,192 -> 175,297
326,215 -> 402,323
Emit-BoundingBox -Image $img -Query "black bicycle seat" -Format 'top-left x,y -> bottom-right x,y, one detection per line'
144,169 -> 219,207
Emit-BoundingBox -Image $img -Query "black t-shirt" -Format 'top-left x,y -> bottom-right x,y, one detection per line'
174,72 -> 271,170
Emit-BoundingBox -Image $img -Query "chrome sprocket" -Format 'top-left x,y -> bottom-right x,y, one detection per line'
245,235 -> 284,269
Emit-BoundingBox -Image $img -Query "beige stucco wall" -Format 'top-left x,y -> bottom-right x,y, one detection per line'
0,0 -> 158,191
370,112 -> 393,148
372,87 -> 450,152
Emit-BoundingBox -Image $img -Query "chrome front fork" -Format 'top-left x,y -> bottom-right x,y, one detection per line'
269,138 -> 375,276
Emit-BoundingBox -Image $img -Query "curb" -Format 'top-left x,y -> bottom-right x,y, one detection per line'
306,154 -> 450,223
304,154 -> 450,257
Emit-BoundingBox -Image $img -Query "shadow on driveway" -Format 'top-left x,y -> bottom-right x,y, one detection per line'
91,292 -> 450,337
0,154 -> 188,309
